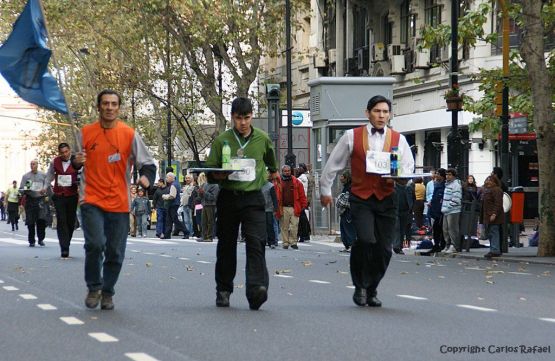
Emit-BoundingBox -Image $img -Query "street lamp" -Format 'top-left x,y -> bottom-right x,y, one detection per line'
266,84 -> 280,162
284,0 -> 296,169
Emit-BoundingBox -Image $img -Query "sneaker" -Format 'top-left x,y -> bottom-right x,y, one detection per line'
100,292 -> 114,310
85,290 -> 101,309
291,245 -> 299,250
38,240 -> 45,246
444,245 -> 457,254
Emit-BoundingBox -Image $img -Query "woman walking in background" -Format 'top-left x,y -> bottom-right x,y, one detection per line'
336,170 -> 356,252
481,175 -> 504,259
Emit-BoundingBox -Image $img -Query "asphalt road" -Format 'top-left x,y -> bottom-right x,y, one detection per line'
1,223 -> 554,361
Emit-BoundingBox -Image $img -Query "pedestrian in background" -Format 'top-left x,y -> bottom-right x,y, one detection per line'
0,191 -> 5,221
129,184 -> 137,237
426,168 -> 446,254
481,175 -> 504,259
460,174 -> 480,250
46,142 -> 79,258
152,178 -> 168,238
74,89 -> 156,310
162,172 -> 188,239
205,97 -> 279,310
198,172 -> 219,242
274,165 -> 307,250
19,159 -> 49,247
424,169 -> 436,228
412,177 -> 425,229
336,170 -> 356,252
393,181 -> 414,254
320,95 -> 415,307
132,188 -> 151,237
180,174 -> 195,236
5,181 -> 20,231
441,168 -> 462,253
261,174 -> 278,249
296,163 -> 311,243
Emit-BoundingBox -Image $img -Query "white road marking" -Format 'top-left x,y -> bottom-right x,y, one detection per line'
309,280 -> 331,284
539,318 -> 555,323
0,280 -> 3,283
60,317 -> 84,325
465,267 -> 488,271
125,353 -> 161,361
88,332 -> 119,342
396,260 -> 413,263
274,274 -> 293,278
19,294 -> 37,300
3,286 -> 19,291
178,257 -> 190,260
397,294 -> 428,301
346,285 -> 355,289
456,304 -> 497,312
143,252 -> 155,255
159,254 -> 172,258
197,261 -> 211,264
507,271 -> 532,276
309,241 -> 343,248
37,304 -> 57,310
130,250 -> 140,253
129,239 -> 178,245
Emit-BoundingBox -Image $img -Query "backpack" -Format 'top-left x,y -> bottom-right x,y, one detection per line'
335,191 -> 350,214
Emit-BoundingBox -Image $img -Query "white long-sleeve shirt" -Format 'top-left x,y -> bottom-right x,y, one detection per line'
319,124 -> 415,197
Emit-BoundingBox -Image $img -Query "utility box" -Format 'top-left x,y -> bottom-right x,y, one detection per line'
308,77 -> 395,234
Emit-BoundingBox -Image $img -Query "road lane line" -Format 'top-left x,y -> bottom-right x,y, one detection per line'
507,271 -> 532,276
274,274 -> 293,278
160,254 -> 172,258
456,304 -> 497,312
346,285 -> 355,289
89,332 -> 119,342
3,286 -> 19,291
397,294 -> 428,300
539,318 -> 555,323
37,304 -> 57,310
197,261 -> 211,264
60,317 -> 85,325
309,280 -> 331,284
125,353 -> 160,361
19,294 -> 37,300
178,257 -> 190,260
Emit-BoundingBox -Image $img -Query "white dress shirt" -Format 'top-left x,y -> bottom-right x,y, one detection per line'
319,123 -> 415,197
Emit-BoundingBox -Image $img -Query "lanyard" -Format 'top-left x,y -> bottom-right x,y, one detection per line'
232,130 -> 251,157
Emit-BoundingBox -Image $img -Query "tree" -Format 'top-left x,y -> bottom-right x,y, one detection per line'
420,0 -> 555,256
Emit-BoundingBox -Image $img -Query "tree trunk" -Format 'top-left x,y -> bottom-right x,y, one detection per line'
520,0 -> 555,256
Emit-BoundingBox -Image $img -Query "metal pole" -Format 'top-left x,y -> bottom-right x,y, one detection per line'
285,0 -> 296,168
447,0 -> 460,175
165,6 -> 172,170
499,0 -> 510,188
132,90 -> 138,183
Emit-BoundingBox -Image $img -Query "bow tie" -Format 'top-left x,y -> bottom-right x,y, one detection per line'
371,127 -> 384,135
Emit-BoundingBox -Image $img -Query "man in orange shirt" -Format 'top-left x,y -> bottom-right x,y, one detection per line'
74,90 -> 155,310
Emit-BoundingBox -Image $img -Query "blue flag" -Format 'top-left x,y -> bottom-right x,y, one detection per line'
0,0 -> 68,114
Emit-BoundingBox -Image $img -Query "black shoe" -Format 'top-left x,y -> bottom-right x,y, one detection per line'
38,240 -> 45,247
282,245 -> 289,249
269,245 -> 276,249
182,235 -> 189,239
393,247 -> 404,255
484,252 -> 501,259
100,292 -> 114,310
291,245 -> 298,250
61,252 -> 69,258
367,295 -> 382,307
216,291 -> 231,307
248,286 -> 268,310
29,243 -> 35,247
352,288 -> 367,306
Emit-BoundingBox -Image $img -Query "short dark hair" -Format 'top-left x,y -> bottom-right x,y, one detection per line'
446,168 -> 457,177
366,95 -> 392,112
436,168 -> 447,179
97,89 -> 121,107
58,142 -> 70,151
231,97 -> 253,116
492,166 -> 503,180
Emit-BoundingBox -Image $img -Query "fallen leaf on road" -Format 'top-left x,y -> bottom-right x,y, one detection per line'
145,262 -> 153,268
438,276 -> 445,279
327,260 -> 337,264
14,266 -> 25,273
337,270 -> 348,274
400,271 -> 409,275
235,284 -> 244,289
542,271 -> 551,277
519,297 -> 527,301
186,265 -> 194,271
485,275 -> 494,280
477,297 -> 484,300
415,262 -> 421,266
169,276 -> 176,280
287,292 -> 293,296
275,269 -> 292,274
485,280 -> 495,284
302,260 -> 313,267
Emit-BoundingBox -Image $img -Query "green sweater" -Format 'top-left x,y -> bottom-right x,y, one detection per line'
205,127 -> 278,192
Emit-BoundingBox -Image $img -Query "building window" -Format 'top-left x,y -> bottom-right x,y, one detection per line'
353,5 -> 368,49
400,0 -> 410,45
425,0 -> 441,27
382,12 -> 392,46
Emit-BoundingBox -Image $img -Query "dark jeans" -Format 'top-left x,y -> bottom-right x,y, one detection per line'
7,202 -> 19,229
156,208 -> 167,236
413,200 -> 425,228
339,209 -> 356,249
432,216 -> 445,250
81,204 -> 129,296
265,212 -> 277,246
215,189 -> 269,295
487,224 -> 501,253
349,193 -> 397,294
393,209 -> 411,249
52,194 -> 78,254
166,204 -> 187,237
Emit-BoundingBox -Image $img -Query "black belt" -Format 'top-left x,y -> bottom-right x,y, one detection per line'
222,189 -> 260,196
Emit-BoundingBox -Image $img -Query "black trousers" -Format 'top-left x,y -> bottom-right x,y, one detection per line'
53,194 -> 78,254
265,212 -> 276,246
165,204 -> 187,237
349,193 -> 397,295
432,215 -> 445,250
25,197 -> 46,245
215,189 -> 269,295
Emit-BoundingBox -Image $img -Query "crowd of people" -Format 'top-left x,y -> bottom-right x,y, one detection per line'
2,91 -> 511,312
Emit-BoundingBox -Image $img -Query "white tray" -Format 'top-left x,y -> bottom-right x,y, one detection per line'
381,173 -> 432,179
188,168 -> 243,173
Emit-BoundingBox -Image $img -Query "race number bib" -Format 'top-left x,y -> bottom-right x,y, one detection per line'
365,150 -> 390,174
30,181 -> 43,191
228,158 -> 256,182
57,175 -> 72,187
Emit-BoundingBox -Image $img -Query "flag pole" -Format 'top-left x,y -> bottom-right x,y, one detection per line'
37,0 -> 81,152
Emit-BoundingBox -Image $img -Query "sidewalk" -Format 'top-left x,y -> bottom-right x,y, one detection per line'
311,234 -> 555,266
